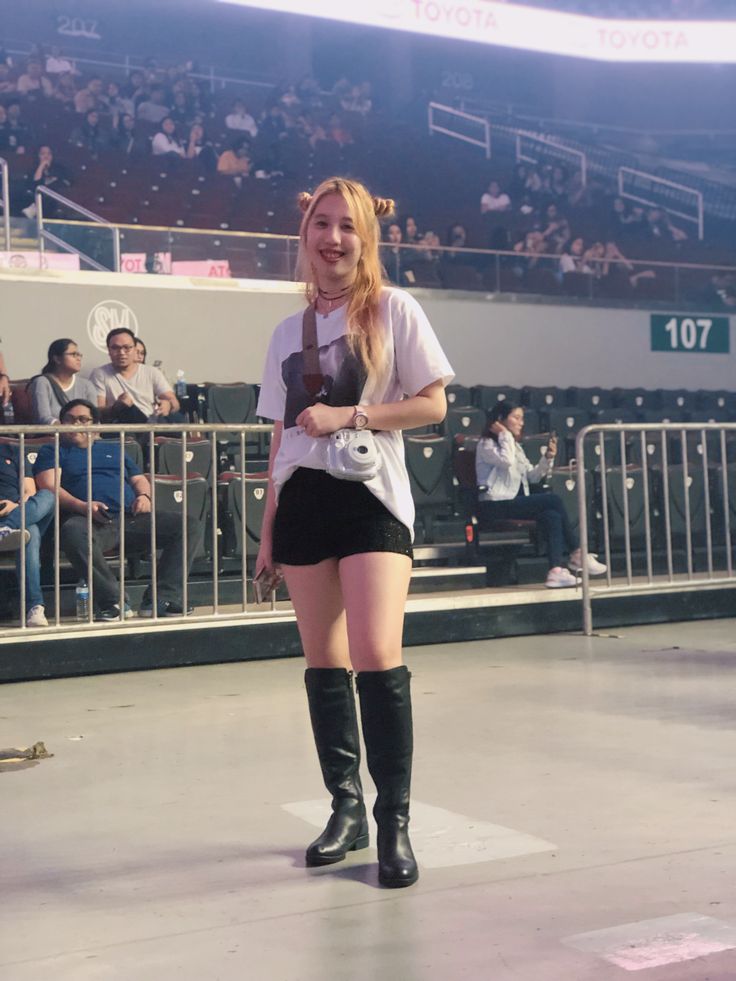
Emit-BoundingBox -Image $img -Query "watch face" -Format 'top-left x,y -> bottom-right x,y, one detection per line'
354,411 -> 368,430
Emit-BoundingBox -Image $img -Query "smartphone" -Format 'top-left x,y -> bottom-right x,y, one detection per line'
253,567 -> 281,604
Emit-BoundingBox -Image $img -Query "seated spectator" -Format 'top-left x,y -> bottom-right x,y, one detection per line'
16,58 -> 53,98
90,328 -> 181,424
134,338 -> 147,364
23,145 -> 72,218
327,112 -> 354,147
1,100 -> 31,154
34,400 -> 202,621
185,122 -> 217,171
225,99 -> 258,138
69,109 -> 109,154
601,240 -> 657,289
52,71 -> 78,107
445,223 -> 469,259
104,80 -> 132,121
217,137 -> 251,182
559,237 -> 594,276
74,75 -> 104,115
647,207 -> 688,243
475,403 -> 606,589
480,180 -> 511,213
540,203 -> 571,253
122,69 -> 148,109
0,448 -> 55,627
151,117 -> 185,158
512,229 -> 549,275
403,215 -> 421,245
45,46 -> 76,76
382,222 -> 405,284
169,90 -> 193,129
0,350 -> 11,406
0,62 -> 16,97
112,114 -> 149,157
28,338 -> 97,425
549,165 -> 570,201
517,193 -> 537,217
137,85 -> 170,124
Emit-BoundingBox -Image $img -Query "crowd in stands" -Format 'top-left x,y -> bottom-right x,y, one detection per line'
0,42 -> 733,309
0,43 -> 376,210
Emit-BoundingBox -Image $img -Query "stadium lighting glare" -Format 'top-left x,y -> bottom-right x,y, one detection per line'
216,0 -> 736,63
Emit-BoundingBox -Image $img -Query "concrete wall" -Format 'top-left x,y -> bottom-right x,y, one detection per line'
1,268 -> 733,392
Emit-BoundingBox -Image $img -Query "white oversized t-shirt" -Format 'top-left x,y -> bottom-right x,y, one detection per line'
256,287 -> 454,536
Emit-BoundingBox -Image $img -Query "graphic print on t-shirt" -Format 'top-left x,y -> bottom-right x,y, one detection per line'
282,334 -> 366,429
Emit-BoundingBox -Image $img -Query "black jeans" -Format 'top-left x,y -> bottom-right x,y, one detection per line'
60,511 -> 203,609
477,491 -> 578,570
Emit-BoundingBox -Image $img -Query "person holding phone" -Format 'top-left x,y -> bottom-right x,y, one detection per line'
476,402 -> 606,588
34,400 -> 202,621
255,178 -> 453,888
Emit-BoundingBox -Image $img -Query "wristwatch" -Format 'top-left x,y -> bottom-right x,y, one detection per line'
352,405 -> 369,430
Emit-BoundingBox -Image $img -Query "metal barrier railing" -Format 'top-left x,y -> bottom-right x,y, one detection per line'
575,422 -> 736,636
428,102 -> 491,158
0,156 -> 10,252
36,187 -> 121,272
0,422 -> 285,638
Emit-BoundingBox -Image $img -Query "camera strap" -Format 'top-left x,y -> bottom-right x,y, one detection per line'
301,303 -> 325,399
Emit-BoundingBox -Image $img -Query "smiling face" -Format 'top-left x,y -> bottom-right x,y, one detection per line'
107,331 -> 137,372
61,403 -> 97,447
305,192 -> 362,290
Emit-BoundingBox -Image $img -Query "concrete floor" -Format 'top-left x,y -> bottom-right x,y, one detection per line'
2,619 -> 736,980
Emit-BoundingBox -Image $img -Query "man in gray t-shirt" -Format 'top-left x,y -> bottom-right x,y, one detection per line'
89,328 -> 180,423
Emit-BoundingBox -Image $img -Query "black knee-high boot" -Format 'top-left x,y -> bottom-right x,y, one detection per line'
356,665 -> 419,888
304,667 -> 370,867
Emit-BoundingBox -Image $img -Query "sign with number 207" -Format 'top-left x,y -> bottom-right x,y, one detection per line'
651,315 -> 730,354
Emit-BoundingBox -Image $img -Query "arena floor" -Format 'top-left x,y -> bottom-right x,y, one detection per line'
2,618 -> 736,980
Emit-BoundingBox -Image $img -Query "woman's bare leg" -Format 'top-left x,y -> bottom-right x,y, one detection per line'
338,551 -> 412,672
280,558 -> 350,668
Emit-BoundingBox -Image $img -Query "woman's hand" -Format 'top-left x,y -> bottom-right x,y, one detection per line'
295,403 -> 352,438
547,435 -> 558,458
255,539 -> 283,585
489,421 -> 507,437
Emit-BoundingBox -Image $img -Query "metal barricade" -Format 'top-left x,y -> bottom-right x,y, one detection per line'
575,422 -> 736,635
0,422 -> 281,637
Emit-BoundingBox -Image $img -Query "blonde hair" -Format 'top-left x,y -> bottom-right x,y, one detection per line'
295,177 -> 395,378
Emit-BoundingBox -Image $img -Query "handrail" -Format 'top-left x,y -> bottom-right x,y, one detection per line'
36,187 -> 121,272
575,421 -> 736,636
428,102 -> 491,159
42,218 -> 736,275
0,156 -> 10,251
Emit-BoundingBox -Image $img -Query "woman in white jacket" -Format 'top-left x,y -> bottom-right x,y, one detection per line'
475,402 -> 606,587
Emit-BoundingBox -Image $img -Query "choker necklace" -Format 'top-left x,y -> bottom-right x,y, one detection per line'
317,285 -> 352,318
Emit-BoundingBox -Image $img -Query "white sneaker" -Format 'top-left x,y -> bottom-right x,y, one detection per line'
0,526 -> 31,552
568,549 -> 607,576
26,605 -> 48,627
545,567 -> 578,589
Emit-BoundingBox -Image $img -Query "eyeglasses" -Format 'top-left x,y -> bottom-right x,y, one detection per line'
65,351 -> 83,358
67,416 -> 94,425
109,344 -> 134,353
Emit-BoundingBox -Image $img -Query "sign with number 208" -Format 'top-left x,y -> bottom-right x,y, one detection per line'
651,315 -> 730,354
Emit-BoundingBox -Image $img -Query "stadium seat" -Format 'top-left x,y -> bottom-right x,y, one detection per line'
155,437 -> 213,482
445,384 -> 473,407
219,471 -> 269,562
206,382 -> 261,462
152,474 -> 209,560
404,434 -> 453,542
471,386 -> 521,412
442,405 -> 485,440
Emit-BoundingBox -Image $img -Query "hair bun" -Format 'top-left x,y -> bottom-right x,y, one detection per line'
373,196 -> 396,219
297,191 -> 313,213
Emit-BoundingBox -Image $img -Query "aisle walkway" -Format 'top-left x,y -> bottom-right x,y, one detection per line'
2,619 -> 735,980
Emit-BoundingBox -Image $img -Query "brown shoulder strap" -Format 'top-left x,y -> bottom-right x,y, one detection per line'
302,303 -> 325,398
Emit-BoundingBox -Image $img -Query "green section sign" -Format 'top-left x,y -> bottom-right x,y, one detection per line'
651,314 -> 730,354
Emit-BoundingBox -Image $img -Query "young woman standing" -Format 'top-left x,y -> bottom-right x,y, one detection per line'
256,178 -> 453,888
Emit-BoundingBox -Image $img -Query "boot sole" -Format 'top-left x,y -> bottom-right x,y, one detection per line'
305,833 -> 370,867
379,868 -> 419,888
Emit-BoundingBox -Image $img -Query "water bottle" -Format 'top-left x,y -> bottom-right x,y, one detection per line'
75,581 -> 90,621
175,369 -> 187,401
3,400 -> 14,426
